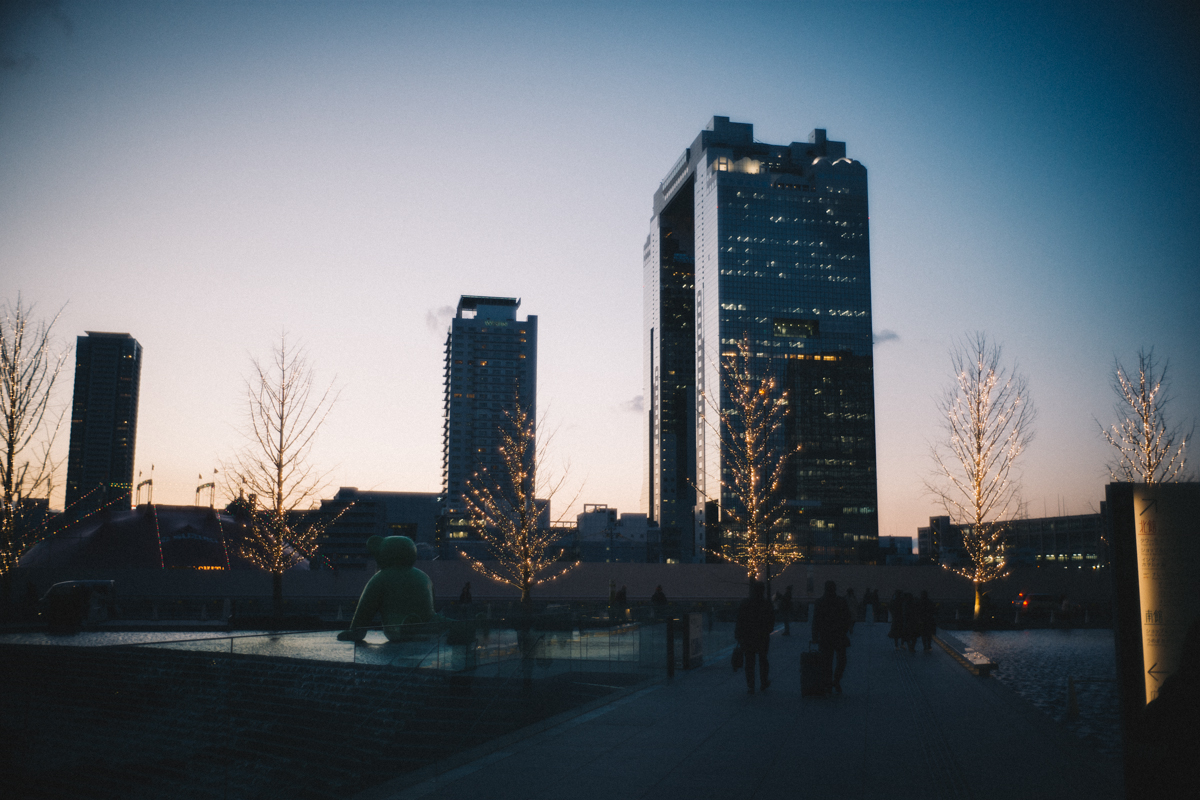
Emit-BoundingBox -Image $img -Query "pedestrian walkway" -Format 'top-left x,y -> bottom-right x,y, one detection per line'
357,622 -> 1123,800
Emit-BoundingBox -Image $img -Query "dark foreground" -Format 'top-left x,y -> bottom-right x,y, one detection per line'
359,623 -> 1123,800
0,643 -> 641,799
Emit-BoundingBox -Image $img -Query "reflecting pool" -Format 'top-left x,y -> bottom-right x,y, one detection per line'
959,628 -> 1120,755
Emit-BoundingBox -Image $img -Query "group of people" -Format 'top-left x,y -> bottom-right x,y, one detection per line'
735,579 -> 855,694
734,580 -> 940,694
886,589 -> 938,652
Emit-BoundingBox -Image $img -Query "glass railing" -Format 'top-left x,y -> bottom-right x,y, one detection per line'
2,603 -> 746,799
127,603 -> 740,676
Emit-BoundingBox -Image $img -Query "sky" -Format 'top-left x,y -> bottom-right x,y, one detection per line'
2,0 -> 1198,546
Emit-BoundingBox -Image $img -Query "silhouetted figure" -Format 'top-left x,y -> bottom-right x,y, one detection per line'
845,587 -> 858,632
615,585 -> 627,608
864,588 -> 879,623
735,580 -> 775,693
901,592 -> 919,652
916,590 -> 937,651
888,590 -> 905,648
337,536 -> 435,642
776,586 -> 793,635
459,581 -> 472,604
651,585 -> 667,606
812,580 -> 852,693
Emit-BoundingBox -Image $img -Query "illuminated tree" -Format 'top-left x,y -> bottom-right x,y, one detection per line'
702,336 -> 803,581
460,402 -> 578,605
1,296 -> 68,577
225,334 -> 339,617
927,333 -> 1034,619
1098,348 -> 1191,484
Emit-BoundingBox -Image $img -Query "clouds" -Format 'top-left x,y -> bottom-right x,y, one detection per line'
425,305 -> 455,334
874,329 -> 900,346
620,395 -> 643,414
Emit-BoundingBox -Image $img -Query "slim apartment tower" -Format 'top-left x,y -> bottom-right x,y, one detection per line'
645,117 -> 878,562
65,331 -> 143,516
441,296 -> 537,550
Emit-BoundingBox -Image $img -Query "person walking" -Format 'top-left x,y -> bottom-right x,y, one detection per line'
901,592 -> 919,653
735,580 -> 776,694
777,586 -> 794,635
888,589 -> 905,649
812,580 -> 852,694
917,590 -> 938,652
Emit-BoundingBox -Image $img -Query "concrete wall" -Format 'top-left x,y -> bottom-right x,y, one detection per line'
10,561 -> 1113,605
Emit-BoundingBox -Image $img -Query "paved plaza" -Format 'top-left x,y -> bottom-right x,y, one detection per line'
359,623 -> 1123,800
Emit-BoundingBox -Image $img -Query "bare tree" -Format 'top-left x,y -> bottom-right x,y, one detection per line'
927,333 -> 1035,619
1098,348 -> 1191,484
701,335 -> 803,581
225,334 -> 340,617
1,297 -> 68,577
460,402 -> 578,605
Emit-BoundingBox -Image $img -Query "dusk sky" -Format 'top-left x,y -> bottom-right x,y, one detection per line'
3,1 -> 1197,545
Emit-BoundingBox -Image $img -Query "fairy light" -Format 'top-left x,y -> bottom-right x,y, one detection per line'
213,507 -> 232,570
929,334 -> 1032,611
224,335 -> 344,582
702,335 -> 803,579
1100,349 -> 1190,484
459,402 -> 579,603
0,297 -> 68,576
151,501 -> 164,569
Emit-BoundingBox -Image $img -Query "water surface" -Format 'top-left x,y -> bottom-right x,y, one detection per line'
959,629 -> 1120,756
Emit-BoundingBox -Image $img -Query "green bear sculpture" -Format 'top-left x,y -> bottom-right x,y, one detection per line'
337,535 -> 435,642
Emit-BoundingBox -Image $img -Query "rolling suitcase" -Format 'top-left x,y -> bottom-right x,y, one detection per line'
800,644 -> 831,696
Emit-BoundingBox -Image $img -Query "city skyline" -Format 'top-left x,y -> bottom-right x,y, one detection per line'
2,1 -> 1197,543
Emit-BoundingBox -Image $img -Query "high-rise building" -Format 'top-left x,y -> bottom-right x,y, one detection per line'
645,116 -> 878,562
65,331 -> 143,517
440,296 -> 538,553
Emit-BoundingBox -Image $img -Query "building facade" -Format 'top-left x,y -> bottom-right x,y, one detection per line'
645,117 -> 879,562
917,513 -> 1107,567
570,504 -> 657,563
313,487 -> 442,570
440,296 -> 538,555
65,332 -> 142,517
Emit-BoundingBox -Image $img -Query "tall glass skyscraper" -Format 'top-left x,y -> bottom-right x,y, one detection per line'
645,117 -> 878,562
440,296 -> 538,554
65,331 -> 142,517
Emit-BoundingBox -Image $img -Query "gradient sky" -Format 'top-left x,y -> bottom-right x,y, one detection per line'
3,1 -> 1197,546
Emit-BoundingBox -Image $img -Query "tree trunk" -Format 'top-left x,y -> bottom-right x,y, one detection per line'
973,582 -> 982,621
272,571 -> 284,622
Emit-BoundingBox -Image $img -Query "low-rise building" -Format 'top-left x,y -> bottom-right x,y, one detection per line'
315,488 -> 441,570
916,513 -> 1106,568
570,504 -> 658,562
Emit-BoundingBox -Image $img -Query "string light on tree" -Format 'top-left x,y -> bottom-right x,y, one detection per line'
701,335 -> 803,581
224,333 -> 345,617
459,401 -> 578,605
927,333 -> 1035,620
1098,347 -> 1191,485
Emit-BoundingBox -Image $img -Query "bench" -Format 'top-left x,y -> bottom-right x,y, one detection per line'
934,633 -> 998,677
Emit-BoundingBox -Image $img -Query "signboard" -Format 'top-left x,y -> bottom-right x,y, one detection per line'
1131,484 -> 1200,702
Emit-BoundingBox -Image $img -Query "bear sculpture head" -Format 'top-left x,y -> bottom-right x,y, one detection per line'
366,535 -> 418,569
